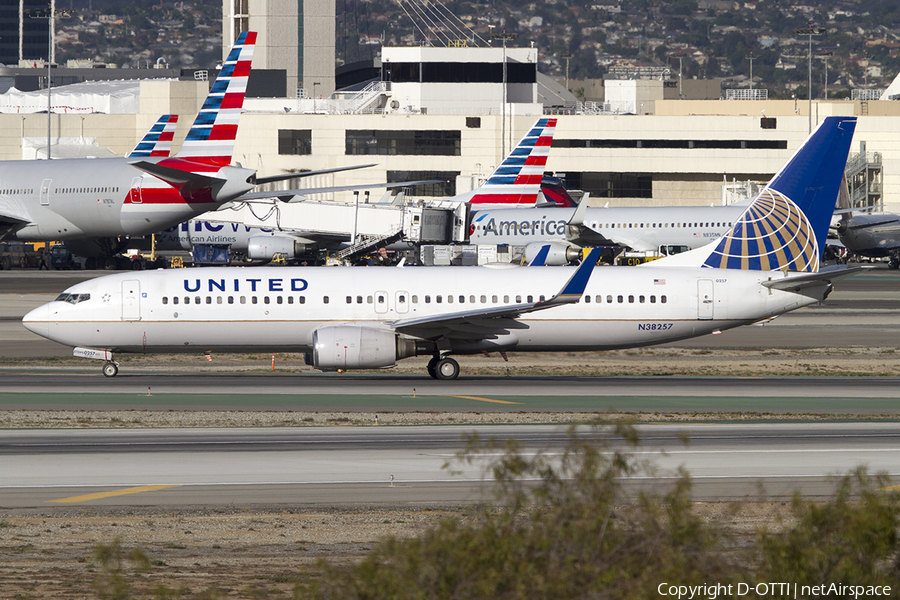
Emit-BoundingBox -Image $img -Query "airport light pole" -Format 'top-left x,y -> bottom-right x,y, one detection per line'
671,51 -> 686,98
26,2 -> 74,159
795,24 -> 826,133
746,51 -> 755,94
561,51 -> 573,91
491,30 -> 517,160
817,49 -> 833,99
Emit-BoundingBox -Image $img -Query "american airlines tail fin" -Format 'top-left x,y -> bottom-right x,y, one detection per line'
451,117 -> 556,207
127,32 -> 257,204
127,115 -> 178,158
171,30 -> 255,165
652,116 -> 857,273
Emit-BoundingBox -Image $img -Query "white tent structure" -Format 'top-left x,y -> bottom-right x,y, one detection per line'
0,79 -> 154,114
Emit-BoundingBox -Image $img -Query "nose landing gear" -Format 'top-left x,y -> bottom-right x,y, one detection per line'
102,361 -> 119,377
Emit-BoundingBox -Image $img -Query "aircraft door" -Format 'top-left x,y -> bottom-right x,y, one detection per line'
130,177 -> 143,204
395,290 -> 409,314
122,280 -> 142,321
697,279 -> 714,320
374,291 -> 389,314
40,179 -> 51,206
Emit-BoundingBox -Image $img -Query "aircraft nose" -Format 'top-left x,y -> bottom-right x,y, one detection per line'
22,303 -> 50,340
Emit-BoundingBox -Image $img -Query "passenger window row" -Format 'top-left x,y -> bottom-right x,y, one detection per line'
160,292 -> 668,308
596,222 -> 732,229
53,187 -> 119,194
583,294 -> 667,304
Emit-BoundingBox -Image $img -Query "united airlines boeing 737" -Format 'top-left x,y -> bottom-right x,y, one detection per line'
23,117 -> 860,380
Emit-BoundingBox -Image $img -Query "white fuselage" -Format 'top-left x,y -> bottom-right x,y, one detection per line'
2,158 -> 199,241
469,204 -> 748,251
23,263 -> 825,356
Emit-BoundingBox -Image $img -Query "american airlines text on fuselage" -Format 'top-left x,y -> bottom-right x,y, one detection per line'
475,215 -> 728,238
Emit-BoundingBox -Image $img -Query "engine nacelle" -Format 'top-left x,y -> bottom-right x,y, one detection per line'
247,236 -> 309,261
524,241 -> 582,266
307,326 -> 425,370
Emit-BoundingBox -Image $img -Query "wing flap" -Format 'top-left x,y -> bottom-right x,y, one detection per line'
392,248 -> 601,339
0,197 -> 32,234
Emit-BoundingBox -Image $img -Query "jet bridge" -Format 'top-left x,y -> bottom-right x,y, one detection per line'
202,196 -> 468,251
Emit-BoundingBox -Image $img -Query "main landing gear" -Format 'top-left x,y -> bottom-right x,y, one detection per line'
102,361 -> 119,377
426,355 -> 460,380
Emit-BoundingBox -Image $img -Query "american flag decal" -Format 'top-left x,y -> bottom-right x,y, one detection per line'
653,279 -> 666,285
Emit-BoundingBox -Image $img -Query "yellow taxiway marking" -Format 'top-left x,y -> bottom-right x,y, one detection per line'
447,395 -> 523,405
48,485 -> 181,504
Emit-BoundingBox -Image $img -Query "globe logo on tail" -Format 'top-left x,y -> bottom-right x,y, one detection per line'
702,189 -> 819,272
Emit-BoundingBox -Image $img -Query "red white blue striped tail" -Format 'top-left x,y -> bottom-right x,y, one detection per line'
171,30 -> 256,167
127,115 -> 178,158
465,117 -> 556,207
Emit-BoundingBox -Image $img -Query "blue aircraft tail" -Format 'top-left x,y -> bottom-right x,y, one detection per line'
656,116 -> 856,273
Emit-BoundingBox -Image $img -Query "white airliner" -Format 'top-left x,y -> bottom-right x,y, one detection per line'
0,32 -> 371,262
23,117 -> 860,380
470,198 -> 752,264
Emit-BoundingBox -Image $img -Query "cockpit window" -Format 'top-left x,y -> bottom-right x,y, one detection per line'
55,293 -> 91,304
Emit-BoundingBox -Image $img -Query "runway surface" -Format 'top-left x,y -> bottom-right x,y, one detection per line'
1,268 -> 899,509
2,371 -> 900,413
1,423 -> 897,508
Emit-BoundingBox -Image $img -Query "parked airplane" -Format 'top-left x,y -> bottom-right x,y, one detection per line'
832,179 -> 900,268
0,32 -> 369,264
469,191 -> 753,264
834,212 -> 900,268
23,117 -> 860,380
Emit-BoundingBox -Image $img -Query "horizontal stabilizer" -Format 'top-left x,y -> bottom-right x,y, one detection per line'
762,265 -> 865,292
252,164 -> 377,186
236,180 -> 443,203
129,159 -> 225,188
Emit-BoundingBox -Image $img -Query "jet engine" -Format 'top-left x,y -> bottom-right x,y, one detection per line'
306,326 -> 429,370
524,241 -> 582,266
246,236 -> 311,261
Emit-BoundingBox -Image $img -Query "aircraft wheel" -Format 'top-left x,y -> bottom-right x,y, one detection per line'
434,357 -> 460,381
102,362 -> 118,378
426,357 -> 439,379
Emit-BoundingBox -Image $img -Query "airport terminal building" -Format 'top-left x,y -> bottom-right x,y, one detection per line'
0,44 -> 896,214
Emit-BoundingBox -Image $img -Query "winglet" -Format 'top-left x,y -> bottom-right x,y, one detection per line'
568,192 -> 590,227
538,247 -> 601,307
